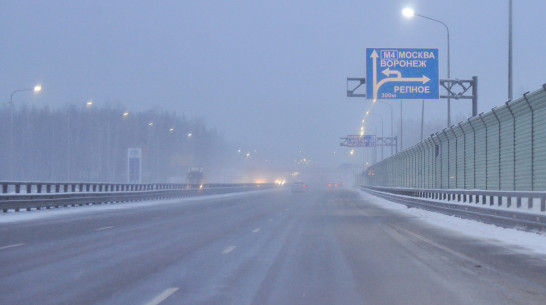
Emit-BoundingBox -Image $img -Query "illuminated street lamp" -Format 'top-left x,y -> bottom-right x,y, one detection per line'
10,84 -> 42,105
403,7 -> 451,127
8,84 -> 43,179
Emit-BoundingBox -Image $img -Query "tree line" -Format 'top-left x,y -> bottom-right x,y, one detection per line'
0,104 -> 228,183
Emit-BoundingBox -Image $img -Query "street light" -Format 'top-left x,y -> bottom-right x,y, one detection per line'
8,84 -> 43,179
368,114 -> 384,162
403,8 -> 451,127
508,0 -> 513,100
10,84 -> 42,105
376,102 -> 394,156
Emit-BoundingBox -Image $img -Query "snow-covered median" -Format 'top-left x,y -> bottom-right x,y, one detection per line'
359,190 -> 546,256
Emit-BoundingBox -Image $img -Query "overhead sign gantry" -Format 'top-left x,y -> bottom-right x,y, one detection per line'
340,135 -> 377,147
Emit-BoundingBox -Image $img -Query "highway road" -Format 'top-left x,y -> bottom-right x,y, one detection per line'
1,188 -> 545,305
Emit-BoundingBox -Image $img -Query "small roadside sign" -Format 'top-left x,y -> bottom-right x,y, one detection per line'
127,148 -> 142,183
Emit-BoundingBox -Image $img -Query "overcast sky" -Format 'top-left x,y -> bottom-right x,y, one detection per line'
1,0 -> 545,169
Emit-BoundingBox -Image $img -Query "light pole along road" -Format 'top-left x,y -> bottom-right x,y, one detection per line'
0,188 -> 545,304
403,8 -> 451,127
8,84 -> 42,179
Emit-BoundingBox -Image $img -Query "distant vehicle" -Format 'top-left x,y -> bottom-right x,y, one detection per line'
327,182 -> 340,189
291,181 -> 307,193
186,168 -> 204,184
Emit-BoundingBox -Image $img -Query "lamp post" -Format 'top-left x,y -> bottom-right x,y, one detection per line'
370,114 -> 384,162
508,0 -> 513,100
376,102 -> 394,156
403,8 -> 451,127
8,85 -> 42,179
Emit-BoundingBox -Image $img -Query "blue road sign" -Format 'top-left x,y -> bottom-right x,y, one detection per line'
346,135 -> 376,147
366,48 -> 439,100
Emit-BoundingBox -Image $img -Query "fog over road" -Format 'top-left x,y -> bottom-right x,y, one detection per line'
1,189 -> 545,305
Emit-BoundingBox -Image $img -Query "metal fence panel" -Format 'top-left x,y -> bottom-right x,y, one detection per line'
512,99 -> 533,191
472,116 -> 487,190
529,88 -> 546,190
432,134 -> 442,188
363,85 -> 546,191
453,125 -> 465,188
483,112 -> 500,190
423,138 -> 434,188
446,129 -> 457,189
496,106 -> 515,190
461,121 -> 475,189
437,132 -> 449,189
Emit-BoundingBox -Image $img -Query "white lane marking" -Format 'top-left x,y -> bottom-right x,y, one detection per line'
0,243 -> 25,250
144,287 -> 179,305
95,226 -> 115,231
252,228 -> 261,233
222,246 -> 237,254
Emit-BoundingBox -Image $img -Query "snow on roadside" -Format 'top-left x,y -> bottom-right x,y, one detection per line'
0,190 -> 271,224
359,190 -> 546,256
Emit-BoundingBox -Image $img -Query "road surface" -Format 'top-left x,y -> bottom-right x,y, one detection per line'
1,188 -> 545,304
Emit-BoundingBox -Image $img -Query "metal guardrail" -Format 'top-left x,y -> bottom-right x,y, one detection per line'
359,185 -> 546,231
0,182 -> 276,212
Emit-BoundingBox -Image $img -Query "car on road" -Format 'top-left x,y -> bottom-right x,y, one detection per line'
291,181 -> 307,193
327,182 -> 340,189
